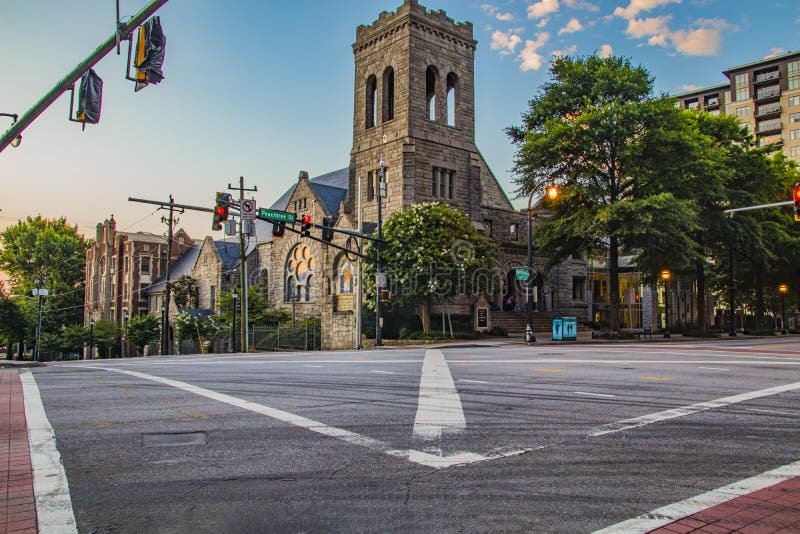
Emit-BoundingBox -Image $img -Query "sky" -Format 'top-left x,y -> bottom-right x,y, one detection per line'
1,0 -> 798,242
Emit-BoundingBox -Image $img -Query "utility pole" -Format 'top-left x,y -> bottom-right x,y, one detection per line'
0,0 -> 169,153
229,177 -> 257,353
375,152 -> 386,347
32,281 -> 48,363
355,175 -> 363,349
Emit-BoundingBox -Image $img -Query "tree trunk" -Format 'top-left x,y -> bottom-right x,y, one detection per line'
755,269 -> 764,333
5,344 -> 12,360
419,298 -> 432,333
696,258 -> 707,334
608,236 -> 621,332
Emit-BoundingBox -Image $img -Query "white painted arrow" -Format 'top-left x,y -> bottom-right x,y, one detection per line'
413,349 -> 467,440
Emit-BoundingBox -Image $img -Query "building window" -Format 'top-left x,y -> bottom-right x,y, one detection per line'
687,100 -> 699,110
735,106 -> 750,117
336,257 -> 354,294
382,67 -> 395,122
483,220 -> 493,237
210,286 -> 216,311
426,66 -> 438,122
789,96 -> 800,108
365,74 -> 377,129
790,130 -> 800,140
758,119 -> 782,133
286,244 -> 315,302
124,257 -> 130,273
708,109 -> 720,116
791,112 -> 800,123
734,73 -> 749,101
510,223 -> 519,241
791,146 -> 800,157
446,72 -> 458,127
789,61 -> 800,91
139,283 -> 148,298
431,167 -> 454,200
140,257 -> 150,274
572,277 -> 585,301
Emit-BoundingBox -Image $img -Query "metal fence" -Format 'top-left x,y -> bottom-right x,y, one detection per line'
251,322 -> 321,352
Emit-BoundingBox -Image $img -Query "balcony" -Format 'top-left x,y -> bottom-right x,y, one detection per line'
755,87 -> 781,103
756,120 -> 782,136
754,71 -> 781,86
756,104 -> 782,119
705,97 -> 720,109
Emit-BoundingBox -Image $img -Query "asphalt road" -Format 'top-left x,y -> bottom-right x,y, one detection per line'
30,338 -> 800,533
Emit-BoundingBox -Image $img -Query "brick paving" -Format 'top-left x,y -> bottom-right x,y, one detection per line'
0,370 -> 37,534
649,477 -> 800,533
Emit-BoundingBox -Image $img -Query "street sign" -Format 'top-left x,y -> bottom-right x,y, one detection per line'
31,288 -> 49,296
376,272 -> 387,288
515,268 -> 529,282
241,199 -> 257,220
258,208 -> 296,224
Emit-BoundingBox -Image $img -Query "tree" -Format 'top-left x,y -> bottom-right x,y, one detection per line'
216,284 -> 289,326
60,324 -> 89,356
508,55 -> 702,331
0,216 -> 88,331
174,312 -> 221,352
92,319 -> 119,358
362,202 -> 497,333
124,314 -> 160,356
0,295 -> 27,359
171,275 -> 197,310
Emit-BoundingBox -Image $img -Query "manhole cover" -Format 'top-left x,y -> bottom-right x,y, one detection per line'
142,431 -> 207,447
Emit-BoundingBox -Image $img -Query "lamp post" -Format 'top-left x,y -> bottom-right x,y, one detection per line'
661,270 -> 671,338
88,318 -> 95,359
525,184 -> 559,344
160,302 -> 166,354
779,284 -> 788,334
121,309 -> 129,358
0,113 -> 22,148
231,288 -> 238,353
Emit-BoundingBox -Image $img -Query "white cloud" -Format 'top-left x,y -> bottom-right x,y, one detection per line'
482,4 -> 516,22
765,48 -> 787,59
613,0 -> 681,20
563,0 -> 600,11
558,18 -> 584,34
624,15 -> 672,42
553,45 -> 578,57
622,14 -> 732,55
537,18 -> 550,28
490,29 -> 524,55
681,84 -> 701,91
528,0 -> 560,19
670,27 -> 721,55
481,4 -> 499,16
598,43 -> 614,57
518,32 -> 550,71
496,12 -> 515,21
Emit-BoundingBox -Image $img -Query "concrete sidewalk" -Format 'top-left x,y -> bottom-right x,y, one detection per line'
0,370 -> 37,533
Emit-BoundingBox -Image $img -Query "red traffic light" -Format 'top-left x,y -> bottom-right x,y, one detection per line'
216,206 -> 226,216
793,185 -> 800,202
302,215 -> 312,225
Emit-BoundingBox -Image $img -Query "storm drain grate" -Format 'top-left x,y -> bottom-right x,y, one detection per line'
142,431 -> 207,447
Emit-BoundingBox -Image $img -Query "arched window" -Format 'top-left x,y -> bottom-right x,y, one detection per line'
335,257 -> 355,294
383,67 -> 395,122
365,75 -> 378,129
446,72 -> 458,127
285,244 -> 316,302
426,66 -> 438,122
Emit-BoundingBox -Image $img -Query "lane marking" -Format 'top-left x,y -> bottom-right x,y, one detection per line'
698,367 -> 729,371
413,350 -> 466,441
370,370 -> 395,374
93,367 -> 528,469
534,368 -> 562,373
304,365 -> 322,368
460,379 -> 490,385
640,376 -> 671,382
590,379 -> 800,436
20,370 -> 78,533
745,407 -> 800,417
593,459 -> 800,533
574,392 -> 616,398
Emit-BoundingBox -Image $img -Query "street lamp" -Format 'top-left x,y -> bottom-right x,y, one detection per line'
661,270 -> 671,338
525,184 -> 559,344
121,310 -> 129,358
231,288 -> 238,353
0,113 -> 22,148
88,318 -> 95,359
779,284 -> 788,334
160,302 -> 167,355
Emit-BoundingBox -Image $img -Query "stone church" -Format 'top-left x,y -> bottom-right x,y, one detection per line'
256,0 -> 589,349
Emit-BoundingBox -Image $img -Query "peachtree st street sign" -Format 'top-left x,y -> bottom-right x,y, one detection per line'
257,208 -> 296,224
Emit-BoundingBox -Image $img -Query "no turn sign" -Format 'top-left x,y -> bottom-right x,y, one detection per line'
241,199 -> 257,220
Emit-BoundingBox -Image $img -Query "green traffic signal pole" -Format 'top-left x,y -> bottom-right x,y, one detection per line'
0,0 -> 170,154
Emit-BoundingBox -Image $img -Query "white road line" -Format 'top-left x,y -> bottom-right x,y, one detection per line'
120,359 -> 800,366
20,370 -> 78,534
413,350 -> 466,441
370,370 -> 395,374
589,380 -> 800,437
460,379 -> 490,384
745,408 -> 800,417
96,367 -> 529,469
304,365 -> 322,368
593,459 -> 800,533
698,367 -> 730,371
574,391 -> 616,398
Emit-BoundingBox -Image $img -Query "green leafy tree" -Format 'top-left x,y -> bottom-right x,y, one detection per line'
216,284 -> 289,326
60,324 -> 89,356
362,203 -> 497,333
171,275 -> 197,310
508,55 -> 702,331
174,312 -> 221,352
124,314 -> 160,356
0,295 -> 27,359
0,216 -> 88,331
91,319 -> 119,358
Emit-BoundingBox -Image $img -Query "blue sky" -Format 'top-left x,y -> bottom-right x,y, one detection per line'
1,0 -> 798,240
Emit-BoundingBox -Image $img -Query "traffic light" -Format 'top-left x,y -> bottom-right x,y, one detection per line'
133,16 -> 166,91
321,217 -> 335,243
380,289 -> 392,302
212,192 -> 230,231
794,183 -> 800,222
76,69 -> 103,125
272,221 -> 285,238
301,215 -> 312,237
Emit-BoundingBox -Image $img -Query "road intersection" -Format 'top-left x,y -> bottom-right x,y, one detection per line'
10,338 -> 800,532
